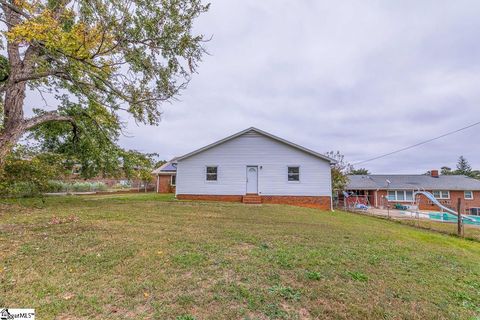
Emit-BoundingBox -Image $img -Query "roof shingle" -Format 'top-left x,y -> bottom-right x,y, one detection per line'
346,174 -> 480,191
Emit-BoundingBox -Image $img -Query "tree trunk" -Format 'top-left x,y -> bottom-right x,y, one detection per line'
0,4 -> 27,165
0,80 -> 28,165
0,124 -> 25,165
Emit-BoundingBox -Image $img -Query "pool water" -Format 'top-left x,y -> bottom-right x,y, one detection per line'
428,212 -> 480,226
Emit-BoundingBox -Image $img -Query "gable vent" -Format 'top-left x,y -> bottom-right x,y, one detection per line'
243,131 -> 260,138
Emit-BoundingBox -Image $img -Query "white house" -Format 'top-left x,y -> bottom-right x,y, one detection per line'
175,127 -> 335,210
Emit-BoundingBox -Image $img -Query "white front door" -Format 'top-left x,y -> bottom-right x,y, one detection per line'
246,166 -> 258,194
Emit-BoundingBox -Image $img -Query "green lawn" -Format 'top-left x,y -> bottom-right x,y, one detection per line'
1,194 -> 479,319
396,217 -> 480,241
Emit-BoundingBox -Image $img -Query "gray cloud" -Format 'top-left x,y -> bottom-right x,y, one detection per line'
118,0 -> 480,173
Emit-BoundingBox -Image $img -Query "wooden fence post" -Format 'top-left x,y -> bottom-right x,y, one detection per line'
457,198 -> 462,237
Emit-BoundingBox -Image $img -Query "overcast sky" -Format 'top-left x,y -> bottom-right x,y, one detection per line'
118,0 -> 480,173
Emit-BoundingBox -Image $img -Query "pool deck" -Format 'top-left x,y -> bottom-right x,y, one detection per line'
368,208 -> 409,218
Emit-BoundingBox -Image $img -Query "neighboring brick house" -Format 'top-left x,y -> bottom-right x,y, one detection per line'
174,127 -> 335,210
344,170 -> 480,215
152,160 -> 177,193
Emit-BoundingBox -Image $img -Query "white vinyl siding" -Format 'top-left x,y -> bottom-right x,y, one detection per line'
387,190 -> 413,201
433,190 -> 450,199
176,131 -> 331,196
464,191 -> 473,200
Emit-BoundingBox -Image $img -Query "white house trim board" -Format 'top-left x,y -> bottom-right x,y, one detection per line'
176,127 -> 336,164
157,172 -> 177,176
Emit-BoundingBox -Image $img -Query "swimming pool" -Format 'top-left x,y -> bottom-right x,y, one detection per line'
428,212 -> 480,226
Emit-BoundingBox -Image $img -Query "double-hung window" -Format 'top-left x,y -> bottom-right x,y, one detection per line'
387,191 -> 396,201
405,191 -> 413,201
432,190 -> 450,199
206,166 -> 218,181
464,191 -> 473,200
288,166 -> 300,182
387,190 -> 413,201
170,175 -> 176,186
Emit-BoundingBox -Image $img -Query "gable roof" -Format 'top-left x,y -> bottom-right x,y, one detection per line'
346,174 -> 480,191
175,127 -> 336,163
152,158 -> 177,174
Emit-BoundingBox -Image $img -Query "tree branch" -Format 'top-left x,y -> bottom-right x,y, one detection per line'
24,111 -> 75,130
0,0 -> 31,19
14,70 -> 67,83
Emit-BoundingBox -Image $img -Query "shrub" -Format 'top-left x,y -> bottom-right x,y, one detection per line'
91,182 -> 108,191
71,182 -> 88,192
46,180 -> 69,193
8,182 -> 37,197
0,149 -> 65,197
45,181 -> 108,193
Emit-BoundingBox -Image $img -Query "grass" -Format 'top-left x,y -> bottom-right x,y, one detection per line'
398,218 -> 480,241
0,193 -> 479,319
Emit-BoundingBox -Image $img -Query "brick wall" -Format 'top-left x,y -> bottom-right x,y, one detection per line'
375,190 -> 480,214
261,196 -> 331,210
176,194 -> 332,210
157,175 -> 176,193
176,194 -> 244,202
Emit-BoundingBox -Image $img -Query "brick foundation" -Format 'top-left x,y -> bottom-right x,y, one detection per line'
176,194 -> 244,202
261,196 -> 331,209
176,194 -> 332,210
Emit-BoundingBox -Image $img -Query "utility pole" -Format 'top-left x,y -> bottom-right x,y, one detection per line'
457,197 -> 463,237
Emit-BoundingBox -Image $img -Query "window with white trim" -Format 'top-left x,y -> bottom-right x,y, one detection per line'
432,190 -> 450,199
170,175 -> 176,186
470,208 -> 480,216
405,191 -> 413,200
287,166 -> 300,182
206,166 -> 218,181
464,191 -> 473,200
387,190 -> 413,201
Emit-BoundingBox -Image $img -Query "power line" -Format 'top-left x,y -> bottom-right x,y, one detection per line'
352,120 -> 480,166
